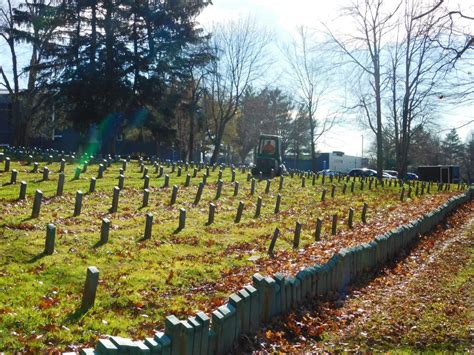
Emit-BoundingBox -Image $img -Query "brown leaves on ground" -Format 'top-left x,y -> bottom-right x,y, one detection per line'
232,201 -> 474,353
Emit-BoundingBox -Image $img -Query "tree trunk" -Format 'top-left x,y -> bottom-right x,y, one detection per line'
210,121 -> 226,164
188,111 -> 195,162
309,118 -> 317,172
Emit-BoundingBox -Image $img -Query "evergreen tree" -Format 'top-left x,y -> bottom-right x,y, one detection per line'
441,129 -> 464,165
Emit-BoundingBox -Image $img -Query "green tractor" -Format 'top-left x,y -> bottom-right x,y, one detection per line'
251,134 -> 287,177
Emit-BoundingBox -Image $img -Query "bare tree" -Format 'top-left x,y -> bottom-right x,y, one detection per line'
0,0 -> 64,145
203,17 -> 271,164
283,26 -> 337,172
325,0 -> 401,179
387,0 -> 450,178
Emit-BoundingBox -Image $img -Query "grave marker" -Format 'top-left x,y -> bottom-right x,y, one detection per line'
170,185 -> 178,205
56,173 -> 65,196
208,203 -> 216,224
81,266 -> 99,311
10,169 -> 17,184
74,190 -> 83,216
268,228 -> 280,258
144,213 -> 153,239
163,174 -> 169,188
331,214 -> 337,235
255,196 -> 262,217
235,201 -> 244,223
111,186 -> 120,213
194,182 -> 204,205
19,181 -> 27,200
265,180 -> 271,194
233,181 -> 239,196
100,218 -> 110,244
362,202 -> 368,223
89,177 -> 96,193
142,189 -> 150,207
33,162 -> 39,173
31,190 -> 43,218
74,167 -> 81,180
331,184 -> 336,198
42,167 -> 49,181
215,180 -> 223,199
178,208 -> 186,230
348,208 -> 354,228
4,157 -> 10,172
274,193 -> 281,214
315,218 -> 322,241
293,222 -> 302,249
185,174 -> 191,187
44,223 -> 56,255
250,178 -> 256,195
143,175 -> 150,189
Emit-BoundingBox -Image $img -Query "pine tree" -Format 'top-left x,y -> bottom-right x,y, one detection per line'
441,129 -> 464,165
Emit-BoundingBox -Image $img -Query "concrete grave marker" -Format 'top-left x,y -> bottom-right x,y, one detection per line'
274,193 -> 281,214
81,266 -> 99,311
315,218 -> 322,241
19,181 -> 27,200
142,189 -> 150,207
348,208 -> 354,228
10,169 -> 17,184
208,203 -> 216,225
73,190 -> 83,216
44,224 -> 56,255
331,214 -> 337,235
235,201 -> 244,223
163,174 -> 170,188
194,182 -> 204,205
362,202 -> 368,223
255,196 -> 262,217
170,185 -> 178,205
233,181 -> 239,196
118,174 -> 125,190
293,222 -> 302,249
111,186 -> 120,213
100,218 -> 110,244
31,190 -> 43,218
74,167 -> 81,180
89,177 -> 96,193
215,180 -> 223,199
268,227 -> 280,258
144,213 -> 153,239
178,208 -> 186,230
42,167 -> 49,181
56,173 -> 65,196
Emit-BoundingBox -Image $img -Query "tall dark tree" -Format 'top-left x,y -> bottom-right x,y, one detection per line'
35,0 -> 211,153
440,128 -> 464,165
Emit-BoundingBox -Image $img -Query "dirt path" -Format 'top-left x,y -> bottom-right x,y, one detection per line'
235,201 -> 474,353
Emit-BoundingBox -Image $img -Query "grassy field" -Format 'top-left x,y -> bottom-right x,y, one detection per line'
0,158 -> 465,351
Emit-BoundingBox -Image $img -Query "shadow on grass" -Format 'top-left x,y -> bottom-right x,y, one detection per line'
93,240 -> 106,248
64,308 -> 88,324
28,251 -> 46,263
173,226 -> 184,234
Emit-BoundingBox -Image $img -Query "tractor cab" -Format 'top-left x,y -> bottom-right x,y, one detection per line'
251,134 -> 286,177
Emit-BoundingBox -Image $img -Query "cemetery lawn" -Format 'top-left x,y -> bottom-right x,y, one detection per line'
0,159 -> 468,351
240,201 -> 473,353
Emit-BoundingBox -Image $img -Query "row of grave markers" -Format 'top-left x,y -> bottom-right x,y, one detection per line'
71,188 -> 473,355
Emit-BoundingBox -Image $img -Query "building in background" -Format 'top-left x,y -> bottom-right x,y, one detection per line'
316,151 -> 365,172
0,91 -> 13,145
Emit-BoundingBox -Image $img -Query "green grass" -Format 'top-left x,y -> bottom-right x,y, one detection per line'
0,159 -> 464,351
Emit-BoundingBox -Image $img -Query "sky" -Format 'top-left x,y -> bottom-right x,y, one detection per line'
197,0 -> 474,157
